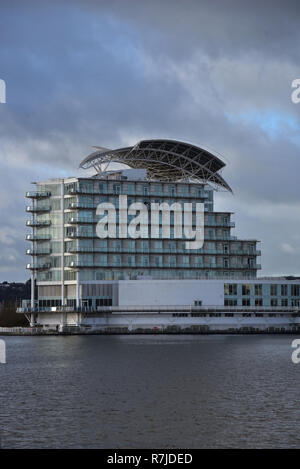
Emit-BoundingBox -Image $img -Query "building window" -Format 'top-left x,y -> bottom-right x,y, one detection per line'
224,299 -> 237,306
254,284 -> 262,296
291,285 -> 300,296
113,184 -> 121,195
270,284 -> 277,296
223,244 -> 229,254
242,284 -> 251,295
281,284 -> 288,296
128,256 -> 134,266
96,298 -> 113,307
270,299 -> 278,306
99,183 -> 107,193
194,300 -> 202,306
291,299 -> 300,307
255,298 -> 263,306
224,284 -> 237,295
242,298 -> 250,306
281,299 -> 288,307
182,256 -> 189,266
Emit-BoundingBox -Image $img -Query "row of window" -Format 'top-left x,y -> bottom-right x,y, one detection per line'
38,298 -> 113,308
173,313 -> 296,318
224,298 -> 300,306
224,283 -> 300,297
41,254 -> 255,268
64,181 -> 211,198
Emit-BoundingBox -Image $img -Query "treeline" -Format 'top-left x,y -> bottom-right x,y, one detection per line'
0,280 -> 33,327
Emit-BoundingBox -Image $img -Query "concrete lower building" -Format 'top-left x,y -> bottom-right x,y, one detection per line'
19,278 -> 300,333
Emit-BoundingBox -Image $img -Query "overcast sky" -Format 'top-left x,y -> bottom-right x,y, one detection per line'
0,0 -> 300,281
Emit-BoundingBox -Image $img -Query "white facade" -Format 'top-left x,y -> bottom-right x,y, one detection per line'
118,279 -> 224,306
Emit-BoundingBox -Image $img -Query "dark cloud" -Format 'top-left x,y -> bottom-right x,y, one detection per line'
0,0 -> 300,280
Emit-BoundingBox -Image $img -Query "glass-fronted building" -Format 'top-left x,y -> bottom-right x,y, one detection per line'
21,139 -> 300,332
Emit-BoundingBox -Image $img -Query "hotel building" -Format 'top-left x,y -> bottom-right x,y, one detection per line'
20,139 -> 300,333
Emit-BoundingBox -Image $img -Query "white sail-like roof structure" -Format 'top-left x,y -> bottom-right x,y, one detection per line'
80,139 -> 232,192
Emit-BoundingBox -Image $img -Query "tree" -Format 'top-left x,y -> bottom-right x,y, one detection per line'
0,302 -> 28,327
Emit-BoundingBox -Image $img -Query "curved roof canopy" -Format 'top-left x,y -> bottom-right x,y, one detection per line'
80,139 -> 232,192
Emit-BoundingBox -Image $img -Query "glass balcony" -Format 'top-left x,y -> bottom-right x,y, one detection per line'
26,205 -> 50,212
26,191 -> 51,198
26,249 -> 51,256
69,202 -> 95,209
67,187 -> 95,195
205,221 -> 235,228
69,261 -> 102,268
229,249 -> 261,255
65,186 -> 211,200
26,263 -> 51,270
66,231 -> 94,238
26,234 -> 51,241
69,217 -> 95,224
26,220 -> 51,227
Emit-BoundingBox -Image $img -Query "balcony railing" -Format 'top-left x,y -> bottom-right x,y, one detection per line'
26,249 -> 51,256
26,205 -> 50,212
68,202 -> 95,209
26,234 -> 51,241
63,245 -> 261,257
67,261 -> 255,269
26,220 -> 51,227
205,221 -> 235,228
65,231 -> 94,238
26,191 -> 51,198
69,217 -> 95,224
26,263 -> 50,270
16,304 -> 300,314
66,187 -> 209,199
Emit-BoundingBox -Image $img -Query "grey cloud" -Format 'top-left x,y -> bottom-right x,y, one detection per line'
0,0 -> 300,279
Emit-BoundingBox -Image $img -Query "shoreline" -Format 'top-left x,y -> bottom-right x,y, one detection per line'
1,328 -> 300,336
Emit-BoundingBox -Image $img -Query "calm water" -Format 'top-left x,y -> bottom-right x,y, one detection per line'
0,334 -> 299,449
